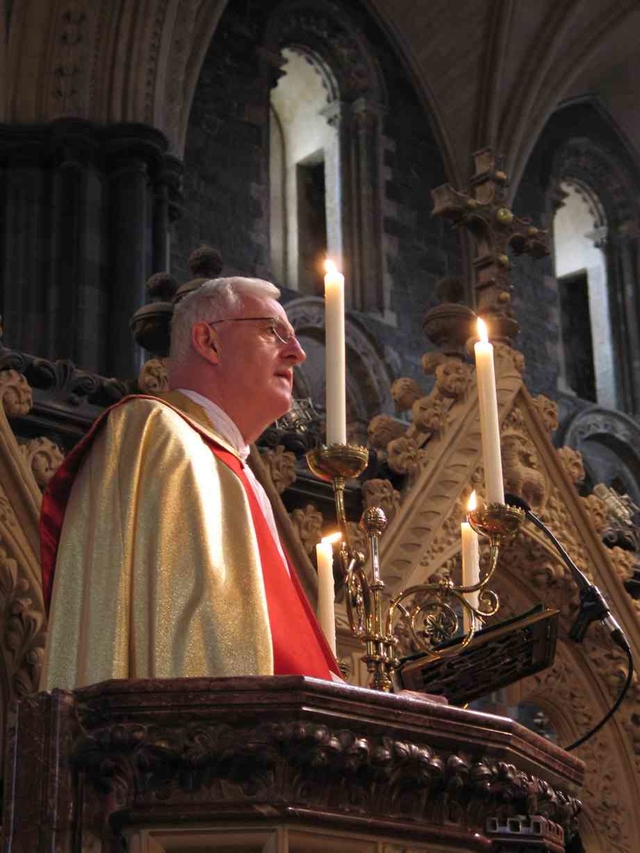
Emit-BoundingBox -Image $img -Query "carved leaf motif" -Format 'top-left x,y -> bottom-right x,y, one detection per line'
0,545 -> 45,698
501,432 -> 546,512
494,342 -> 525,374
387,436 -> 420,477
434,359 -> 470,399
19,437 -> 65,489
411,396 -> 448,434
390,377 -> 423,412
367,414 -> 405,449
420,352 -> 446,376
608,548 -> 635,583
289,504 -> 324,556
533,394 -> 559,434
581,494 -> 607,535
362,479 -> 400,522
0,370 -> 33,416
261,446 -> 296,494
557,446 -> 585,485
138,358 -> 168,393
71,716 -> 580,837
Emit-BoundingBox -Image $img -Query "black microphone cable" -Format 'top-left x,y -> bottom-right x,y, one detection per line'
504,493 -> 634,752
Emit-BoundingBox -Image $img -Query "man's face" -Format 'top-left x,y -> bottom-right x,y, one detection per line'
209,294 -> 306,437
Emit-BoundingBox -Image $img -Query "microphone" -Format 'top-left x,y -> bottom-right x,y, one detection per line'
504,493 -> 630,652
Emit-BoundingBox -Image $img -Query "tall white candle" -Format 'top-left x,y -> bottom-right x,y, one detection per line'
324,259 -> 347,445
316,533 -> 341,655
474,318 -> 505,504
461,491 -> 480,633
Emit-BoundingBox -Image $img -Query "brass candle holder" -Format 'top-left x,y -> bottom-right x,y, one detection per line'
307,443 -> 526,692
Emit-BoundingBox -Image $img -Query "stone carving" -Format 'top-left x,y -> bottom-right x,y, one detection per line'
523,647 -> 634,853
72,718 -> 581,838
411,396 -> 448,434
138,358 -> 168,394
434,360 -> 470,398
533,394 -> 559,434
0,347 -> 128,409
19,437 -> 65,489
0,542 -> 46,699
391,377 -> 423,411
367,414 -> 406,449
580,493 -> 607,535
0,370 -> 33,417
289,504 -> 324,555
362,479 -> 400,523
52,8 -> 87,111
261,446 -> 296,494
557,446 -> 585,485
387,435 -> 421,478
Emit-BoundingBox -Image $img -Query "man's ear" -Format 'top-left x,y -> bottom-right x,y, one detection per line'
191,321 -> 220,364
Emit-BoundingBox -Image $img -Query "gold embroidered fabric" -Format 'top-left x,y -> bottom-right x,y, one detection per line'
40,392 -> 273,690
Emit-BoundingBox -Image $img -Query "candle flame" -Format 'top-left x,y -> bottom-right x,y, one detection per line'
467,490 -> 477,512
477,317 -> 489,344
324,258 -> 337,275
322,532 -> 342,545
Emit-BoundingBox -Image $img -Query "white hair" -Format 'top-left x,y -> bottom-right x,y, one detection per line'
169,276 -> 281,363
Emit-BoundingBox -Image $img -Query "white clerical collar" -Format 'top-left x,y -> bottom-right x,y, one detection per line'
177,389 -> 251,461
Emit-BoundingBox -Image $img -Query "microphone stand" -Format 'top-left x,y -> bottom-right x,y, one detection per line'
505,494 -> 633,751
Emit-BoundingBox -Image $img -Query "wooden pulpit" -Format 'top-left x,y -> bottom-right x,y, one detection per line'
3,676 -> 583,852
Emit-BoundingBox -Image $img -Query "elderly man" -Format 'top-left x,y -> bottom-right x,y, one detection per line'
40,277 -> 340,689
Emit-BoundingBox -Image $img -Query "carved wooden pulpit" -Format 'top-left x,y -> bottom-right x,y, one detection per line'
3,676 -> 583,852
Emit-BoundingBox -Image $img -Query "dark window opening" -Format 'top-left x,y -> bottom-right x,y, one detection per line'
559,272 -> 596,402
297,157 -> 327,296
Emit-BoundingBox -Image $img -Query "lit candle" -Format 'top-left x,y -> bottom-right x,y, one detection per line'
316,533 -> 341,654
474,318 -> 504,504
324,259 -> 347,445
461,491 -> 480,633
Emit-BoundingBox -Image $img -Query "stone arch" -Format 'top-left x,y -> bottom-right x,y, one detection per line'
542,106 -> 640,414
263,1 -> 389,316
284,295 -> 394,441
558,405 -> 640,504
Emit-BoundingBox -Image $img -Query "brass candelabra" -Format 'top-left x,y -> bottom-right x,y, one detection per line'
307,443 -> 525,692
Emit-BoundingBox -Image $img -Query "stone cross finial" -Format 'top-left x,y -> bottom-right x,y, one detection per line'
431,148 -> 549,343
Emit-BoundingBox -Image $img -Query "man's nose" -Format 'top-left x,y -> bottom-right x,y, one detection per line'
283,335 -> 306,364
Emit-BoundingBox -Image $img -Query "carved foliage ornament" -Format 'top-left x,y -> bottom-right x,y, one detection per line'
19,437 -> 64,489
261,446 -> 297,494
0,543 -> 45,699
289,504 -> 324,555
73,719 -> 581,837
138,358 -> 168,394
0,370 -> 33,417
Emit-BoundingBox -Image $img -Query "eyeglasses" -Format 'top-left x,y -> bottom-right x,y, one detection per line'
207,316 -> 297,345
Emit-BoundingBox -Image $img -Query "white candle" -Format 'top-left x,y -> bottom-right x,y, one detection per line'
316,533 -> 341,655
474,318 -> 504,504
324,259 -> 347,445
461,491 -> 480,633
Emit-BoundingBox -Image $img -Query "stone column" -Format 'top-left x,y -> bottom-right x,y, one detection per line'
352,97 -> 385,315
48,121 -> 105,372
0,132 -> 49,356
606,222 -> 640,413
105,126 -> 166,379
